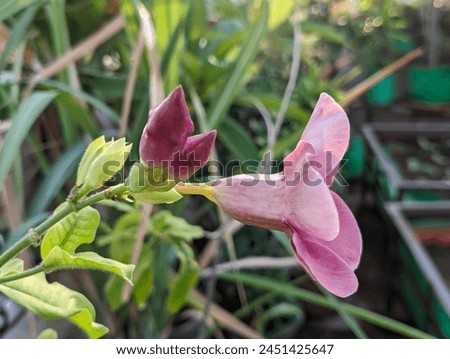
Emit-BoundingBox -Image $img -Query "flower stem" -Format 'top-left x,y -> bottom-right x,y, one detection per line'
0,264 -> 45,284
0,184 -> 127,269
175,183 -> 215,202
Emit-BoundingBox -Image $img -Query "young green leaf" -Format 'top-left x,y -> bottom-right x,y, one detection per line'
43,247 -> 134,284
40,206 -> 100,259
0,259 -> 108,338
76,137 -> 131,199
76,136 -> 108,187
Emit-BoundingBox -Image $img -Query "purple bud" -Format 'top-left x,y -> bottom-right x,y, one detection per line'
139,85 -> 216,181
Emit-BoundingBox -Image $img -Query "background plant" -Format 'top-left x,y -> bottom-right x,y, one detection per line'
0,0 -> 436,339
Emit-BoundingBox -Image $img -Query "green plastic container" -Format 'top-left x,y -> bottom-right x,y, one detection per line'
408,66 -> 450,103
366,73 -> 396,106
342,135 -> 366,180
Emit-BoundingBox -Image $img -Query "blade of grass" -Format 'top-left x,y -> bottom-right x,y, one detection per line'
55,94 -> 100,137
0,0 -> 44,22
152,0 -> 187,91
218,117 -> 259,162
207,1 -> 268,129
237,93 -> 310,123
10,42 -> 25,105
27,140 -> 86,217
1,212 -> 49,254
41,80 -> 121,124
119,30 -> 145,137
46,0 -> 83,145
316,284 -> 368,339
188,288 -> 263,339
0,91 -> 56,187
218,271 -> 435,339
0,4 -> 39,72
26,133 -> 51,173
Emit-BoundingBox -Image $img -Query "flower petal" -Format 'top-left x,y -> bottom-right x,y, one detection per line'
300,93 -> 350,179
283,140 -> 315,180
139,86 -> 194,166
209,174 -> 288,232
170,130 -> 217,180
289,222 -> 358,297
322,192 -> 362,270
286,166 -> 339,241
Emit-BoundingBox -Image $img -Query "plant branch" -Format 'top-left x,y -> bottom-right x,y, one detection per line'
268,14 -> 302,152
0,264 -> 45,284
0,184 -> 127,268
341,47 -> 423,108
119,30 -> 145,137
201,256 -> 299,277
23,15 -> 125,98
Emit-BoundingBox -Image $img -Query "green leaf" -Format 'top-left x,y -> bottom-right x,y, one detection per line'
219,116 -> 259,161
150,210 -> 204,242
0,259 -> 108,338
131,243 -> 154,309
40,206 -> 100,259
238,93 -> 310,123
167,260 -> 199,313
37,328 -> 58,339
43,247 -> 134,284
0,258 -> 22,276
0,91 -> 56,186
207,1 -> 268,128
104,275 -> 126,311
104,241 -> 153,310
0,0 -> 44,22
133,262 -> 154,309
302,21 -> 346,44
131,188 -> 182,205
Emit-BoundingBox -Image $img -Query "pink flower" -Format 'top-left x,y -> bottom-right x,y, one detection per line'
139,85 -> 216,181
206,94 -> 362,297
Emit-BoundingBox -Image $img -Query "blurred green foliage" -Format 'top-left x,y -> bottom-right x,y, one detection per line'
0,0 -> 431,339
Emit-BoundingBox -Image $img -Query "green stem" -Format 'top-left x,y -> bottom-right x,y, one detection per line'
0,184 -> 128,269
0,264 -> 45,284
